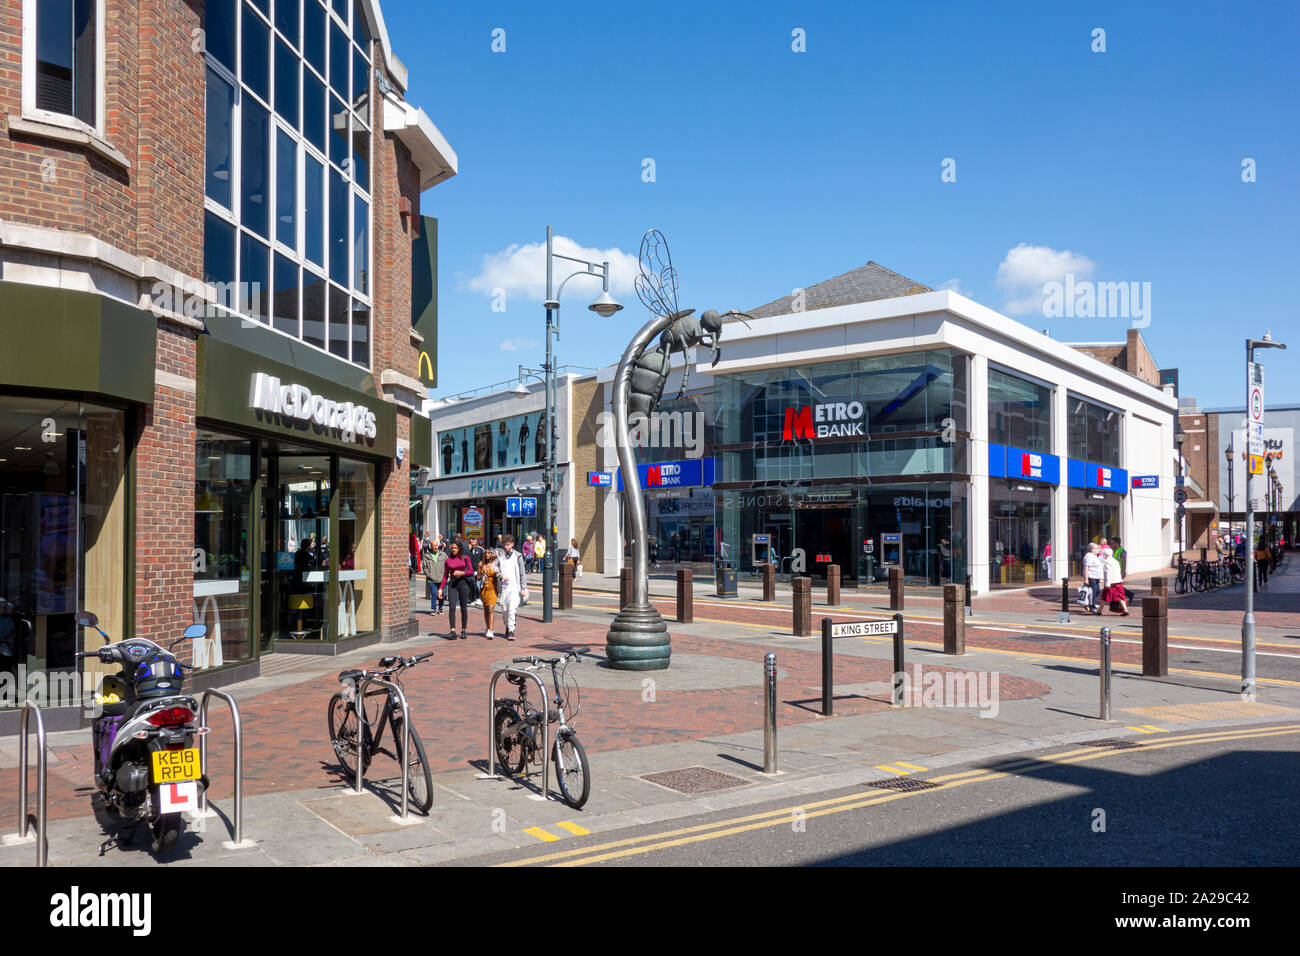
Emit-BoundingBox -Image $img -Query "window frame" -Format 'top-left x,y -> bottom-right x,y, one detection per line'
21,0 -> 107,137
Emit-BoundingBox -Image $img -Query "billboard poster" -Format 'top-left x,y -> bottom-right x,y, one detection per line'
461,506 -> 486,542
438,410 -> 545,477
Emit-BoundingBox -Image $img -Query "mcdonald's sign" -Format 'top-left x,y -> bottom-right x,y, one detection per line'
412,215 -> 439,387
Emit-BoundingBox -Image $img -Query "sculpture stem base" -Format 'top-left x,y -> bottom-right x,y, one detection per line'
604,602 -> 671,671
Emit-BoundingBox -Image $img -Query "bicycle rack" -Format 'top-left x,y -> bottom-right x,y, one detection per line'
485,667 -> 551,802
353,676 -> 414,822
197,688 -> 254,849
1,701 -> 47,866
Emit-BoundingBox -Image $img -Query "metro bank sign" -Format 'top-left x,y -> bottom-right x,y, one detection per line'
782,402 -> 867,440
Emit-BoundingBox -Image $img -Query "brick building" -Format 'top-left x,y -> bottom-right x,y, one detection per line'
0,0 -> 455,732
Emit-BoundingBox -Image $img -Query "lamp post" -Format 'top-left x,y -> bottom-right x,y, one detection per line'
538,225 -> 624,624
1225,440 -> 1235,534
1266,459 -> 1276,548
1243,334 -> 1286,700
1175,427 -> 1186,568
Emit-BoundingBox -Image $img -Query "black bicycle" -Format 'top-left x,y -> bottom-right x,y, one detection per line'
328,652 -> 435,814
494,649 -> 590,809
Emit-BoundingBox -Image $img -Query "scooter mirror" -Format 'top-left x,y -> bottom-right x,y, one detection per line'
77,611 -> 99,628
183,623 -> 208,640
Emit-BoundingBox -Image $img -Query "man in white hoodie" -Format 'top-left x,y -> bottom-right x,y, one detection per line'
494,534 -> 529,641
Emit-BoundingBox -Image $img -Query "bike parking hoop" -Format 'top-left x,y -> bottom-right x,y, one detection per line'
197,688 -> 254,849
484,666 -> 551,802
1,701 -> 47,866
353,676 -> 415,822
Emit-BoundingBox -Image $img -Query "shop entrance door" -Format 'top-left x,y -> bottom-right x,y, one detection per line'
794,507 -> 856,584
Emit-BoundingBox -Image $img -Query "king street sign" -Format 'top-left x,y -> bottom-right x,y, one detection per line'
830,619 -> 900,638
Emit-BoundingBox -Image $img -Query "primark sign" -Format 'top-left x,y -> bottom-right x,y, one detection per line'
249,373 -> 378,443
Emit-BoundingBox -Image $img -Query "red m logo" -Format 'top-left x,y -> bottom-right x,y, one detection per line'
783,406 -> 814,440
648,466 -> 661,486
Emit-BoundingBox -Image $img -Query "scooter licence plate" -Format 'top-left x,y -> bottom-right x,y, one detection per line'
151,747 -> 201,783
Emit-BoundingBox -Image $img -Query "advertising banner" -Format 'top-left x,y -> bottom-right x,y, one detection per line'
438,410 -> 546,477
461,506 -> 486,541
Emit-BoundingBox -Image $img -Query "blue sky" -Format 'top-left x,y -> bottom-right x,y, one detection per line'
386,0 -> 1299,408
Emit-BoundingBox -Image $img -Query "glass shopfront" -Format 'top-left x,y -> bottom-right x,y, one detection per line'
990,482 -> 1053,586
1068,490 -> 1122,577
194,432 -> 255,667
1,395 -> 127,706
714,350 -> 970,586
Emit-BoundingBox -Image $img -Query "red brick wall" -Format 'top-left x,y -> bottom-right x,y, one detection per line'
135,326 -> 198,660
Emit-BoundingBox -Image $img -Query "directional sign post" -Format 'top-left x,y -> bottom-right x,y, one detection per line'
1174,488 -> 1188,505
505,497 -> 537,518
821,615 -> 904,715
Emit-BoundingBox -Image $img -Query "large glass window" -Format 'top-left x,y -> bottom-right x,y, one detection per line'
1068,393 -> 1122,466
989,368 -> 1051,452
1068,490 -> 1121,577
1,396 -> 126,708
34,0 -> 99,127
194,432 -> 254,668
989,482 -> 1052,587
203,0 -> 371,365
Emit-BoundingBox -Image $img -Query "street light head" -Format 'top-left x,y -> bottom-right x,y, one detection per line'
508,382 -> 530,396
544,299 -> 560,312
588,289 -> 624,318
1248,337 -> 1287,351
1175,429 -> 1186,445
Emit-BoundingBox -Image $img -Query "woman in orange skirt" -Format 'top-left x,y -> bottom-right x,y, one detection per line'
477,550 -> 501,638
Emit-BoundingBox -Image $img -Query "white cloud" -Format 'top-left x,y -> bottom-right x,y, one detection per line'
499,338 -> 539,352
996,243 -> 1096,315
938,277 -> 966,295
466,235 -> 641,304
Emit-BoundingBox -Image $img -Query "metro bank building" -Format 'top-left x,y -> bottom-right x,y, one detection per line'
596,263 -> 1176,594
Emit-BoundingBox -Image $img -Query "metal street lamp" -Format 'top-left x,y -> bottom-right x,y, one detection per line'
1175,427 -> 1186,568
1225,441 -> 1235,532
538,225 -> 624,624
1243,333 -> 1286,699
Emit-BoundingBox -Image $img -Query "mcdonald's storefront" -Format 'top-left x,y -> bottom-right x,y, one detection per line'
0,283 -> 430,731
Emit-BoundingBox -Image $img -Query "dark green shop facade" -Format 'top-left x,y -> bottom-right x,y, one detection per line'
0,284 -> 429,729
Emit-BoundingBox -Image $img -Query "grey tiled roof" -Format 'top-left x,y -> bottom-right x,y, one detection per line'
746,261 -> 932,319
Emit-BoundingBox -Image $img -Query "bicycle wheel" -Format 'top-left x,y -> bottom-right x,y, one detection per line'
328,692 -> 371,777
494,703 -> 528,776
393,720 -> 434,814
552,732 -> 590,810
1191,566 -> 1207,592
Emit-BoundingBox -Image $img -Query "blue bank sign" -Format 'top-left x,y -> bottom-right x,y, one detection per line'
616,458 -> 716,492
988,444 -> 1061,485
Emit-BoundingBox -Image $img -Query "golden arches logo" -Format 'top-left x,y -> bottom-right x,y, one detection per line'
418,350 -> 434,382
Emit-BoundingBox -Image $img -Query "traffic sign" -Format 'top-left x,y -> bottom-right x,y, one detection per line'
1248,455 -> 1264,476
1177,504 -> 1186,518
1249,362 -> 1265,424
1174,488 -> 1188,504
506,496 -> 537,517
830,619 -> 900,638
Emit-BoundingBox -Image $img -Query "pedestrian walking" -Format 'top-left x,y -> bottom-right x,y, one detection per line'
420,533 -> 438,607
566,537 -> 583,580
533,534 -> 546,574
522,533 -> 535,573
1101,546 -> 1128,615
439,540 -> 475,639
650,536 -> 659,569
1083,542 -> 1104,614
477,550 -> 501,639
670,532 -> 681,564
425,542 -> 448,614
1111,536 -> 1127,578
494,534 -> 528,641
469,538 -> 486,606
1042,539 -> 1052,581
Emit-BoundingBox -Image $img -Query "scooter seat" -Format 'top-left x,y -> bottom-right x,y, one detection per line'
100,700 -> 130,717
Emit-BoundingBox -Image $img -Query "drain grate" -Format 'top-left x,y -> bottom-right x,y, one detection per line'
869,777 -> 941,792
1082,737 -> 1142,749
640,767 -> 751,794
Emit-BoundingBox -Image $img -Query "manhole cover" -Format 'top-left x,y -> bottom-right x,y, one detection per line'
641,767 -> 751,794
1082,738 -> 1142,749
869,777 -> 941,792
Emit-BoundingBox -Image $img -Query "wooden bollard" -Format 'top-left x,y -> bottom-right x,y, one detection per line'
1150,576 -> 1166,600
761,562 -> 776,602
943,584 -> 965,655
889,566 -> 904,610
558,560 -> 573,610
826,564 -> 841,606
1142,596 -> 1168,677
620,566 -> 632,610
793,576 -> 812,636
676,567 -> 693,623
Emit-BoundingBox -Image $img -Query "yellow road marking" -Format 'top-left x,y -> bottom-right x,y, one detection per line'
874,764 -> 912,775
522,827 -> 559,842
1139,725 -> 1170,733
495,724 -> 1300,867
893,761 -> 929,772
1127,725 -> 1155,734
555,821 -> 590,836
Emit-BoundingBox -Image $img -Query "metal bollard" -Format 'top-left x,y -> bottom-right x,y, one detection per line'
763,652 -> 778,773
964,573 -> 972,617
1058,577 -> 1071,624
821,617 -> 834,715
1099,626 -> 1112,720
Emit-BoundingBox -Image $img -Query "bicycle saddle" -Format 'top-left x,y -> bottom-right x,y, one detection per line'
337,668 -> 364,682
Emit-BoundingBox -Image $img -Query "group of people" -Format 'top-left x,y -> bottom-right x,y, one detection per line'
415,530 -> 583,641
1082,536 -> 1128,615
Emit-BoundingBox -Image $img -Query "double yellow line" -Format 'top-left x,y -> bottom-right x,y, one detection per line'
496,723 -> 1300,867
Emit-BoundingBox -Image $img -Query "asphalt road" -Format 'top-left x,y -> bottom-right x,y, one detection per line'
460,722 -> 1300,867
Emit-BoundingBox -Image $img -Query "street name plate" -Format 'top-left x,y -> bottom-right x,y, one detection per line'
831,619 -> 899,638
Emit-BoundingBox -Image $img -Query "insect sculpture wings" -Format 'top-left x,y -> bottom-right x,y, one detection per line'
635,228 -> 681,320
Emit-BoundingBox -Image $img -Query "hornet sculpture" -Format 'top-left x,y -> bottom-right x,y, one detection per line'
605,229 -> 752,670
